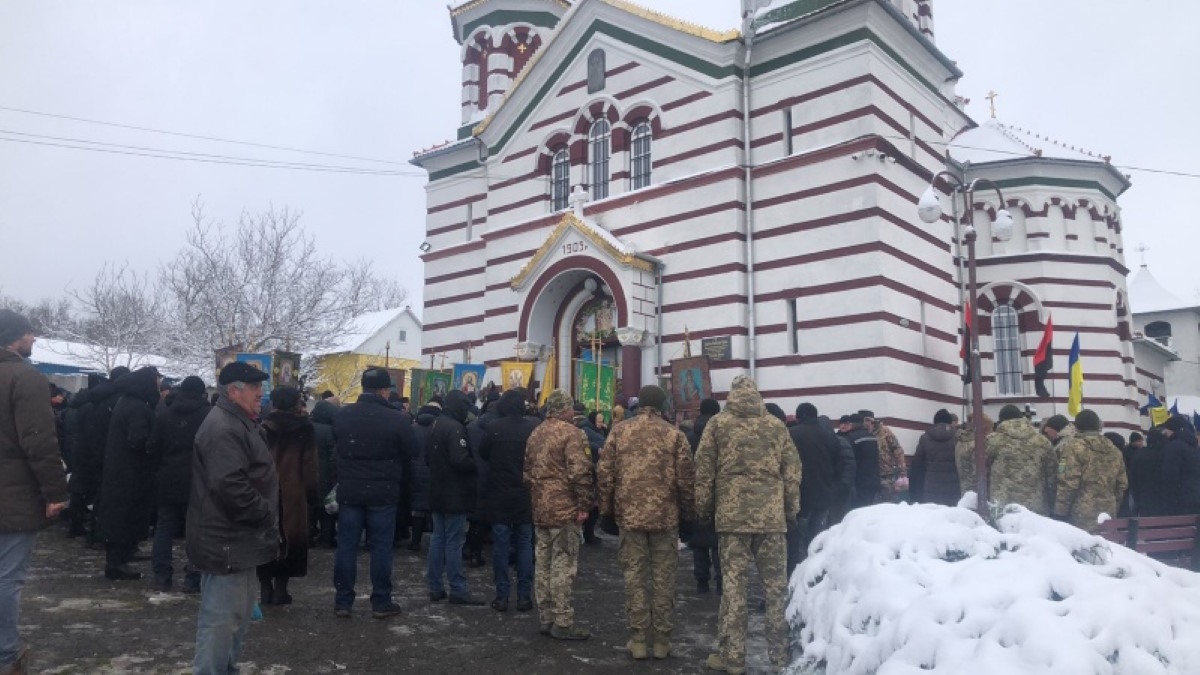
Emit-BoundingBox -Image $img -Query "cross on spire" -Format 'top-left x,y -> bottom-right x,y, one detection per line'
986,90 -> 999,119
569,184 -> 589,217
1136,243 -> 1149,267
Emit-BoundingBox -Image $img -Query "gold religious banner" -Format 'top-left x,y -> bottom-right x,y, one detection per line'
500,361 -> 534,392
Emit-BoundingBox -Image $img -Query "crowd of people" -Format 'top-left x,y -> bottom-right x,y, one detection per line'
3,305 -> 1200,675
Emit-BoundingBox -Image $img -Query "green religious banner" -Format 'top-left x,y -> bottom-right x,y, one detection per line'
425,370 -> 452,400
577,361 -> 616,420
409,368 -> 426,405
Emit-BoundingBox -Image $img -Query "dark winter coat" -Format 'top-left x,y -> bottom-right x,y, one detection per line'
686,415 -> 719,550
579,422 -> 606,461
1130,439 -> 1171,517
845,426 -> 881,508
910,423 -> 960,506
310,400 -> 337,498
1162,425 -> 1200,515
479,391 -> 539,525
148,390 -> 211,506
789,419 -> 836,515
467,408 -> 497,521
409,405 -> 439,513
427,390 -> 477,515
261,410 -> 319,577
69,379 -> 121,498
332,393 -> 413,508
186,395 -> 279,574
823,419 -> 856,510
61,404 -> 84,474
0,349 -> 69,532
99,367 -> 160,545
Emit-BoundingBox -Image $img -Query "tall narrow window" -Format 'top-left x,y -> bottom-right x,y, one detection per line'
464,203 -> 474,241
589,119 -> 611,200
631,122 -> 652,190
782,108 -> 793,156
587,49 -> 606,93
787,298 -> 799,354
551,148 -> 570,211
992,305 -> 1022,395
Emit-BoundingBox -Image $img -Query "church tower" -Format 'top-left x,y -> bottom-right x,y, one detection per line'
449,0 -> 570,125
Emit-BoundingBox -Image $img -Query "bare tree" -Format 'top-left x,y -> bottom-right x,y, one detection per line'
44,263 -> 165,372
0,290 -> 76,335
160,200 -> 406,376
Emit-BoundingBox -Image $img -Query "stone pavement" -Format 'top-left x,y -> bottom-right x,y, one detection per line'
19,528 -> 778,674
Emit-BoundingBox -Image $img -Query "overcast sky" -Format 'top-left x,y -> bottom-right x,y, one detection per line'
1,0 -> 1195,313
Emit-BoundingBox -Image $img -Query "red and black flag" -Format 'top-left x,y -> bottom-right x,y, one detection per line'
960,301 -> 972,384
1033,314 -> 1054,398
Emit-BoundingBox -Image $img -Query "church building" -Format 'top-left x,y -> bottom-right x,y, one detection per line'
411,0 -> 1142,446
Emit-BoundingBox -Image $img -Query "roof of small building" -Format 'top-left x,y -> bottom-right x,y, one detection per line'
950,119 -> 1113,165
1129,265 -> 1198,315
314,306 -> 421,356
30,337 -> 173,375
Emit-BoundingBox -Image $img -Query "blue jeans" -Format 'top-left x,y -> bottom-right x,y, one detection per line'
334,504 -> 396,610
152,503 -> 199,586
0,533 -> 35,668
193,569 -> 256,675
427,513 -> 468,597
491,522 -> 533,601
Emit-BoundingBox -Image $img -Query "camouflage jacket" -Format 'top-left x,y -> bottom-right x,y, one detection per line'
597,409 -> 696,532
986,419 -> 1057,515
875,423 -> 908,494
523,417 -> 595,528
695,376 -> 801,533
1054,432 -> 1129,533
955,427 -> 976,497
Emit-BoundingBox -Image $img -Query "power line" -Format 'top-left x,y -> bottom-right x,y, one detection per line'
0,128 -> 422,175
0,104 -> 409,167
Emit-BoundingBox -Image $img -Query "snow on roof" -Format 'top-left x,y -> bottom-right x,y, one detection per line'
314,307 -> 413,356
1129,265 -> 1197,314
31,337 -> 172,374
789,501 -> 1200,674
950,119 -> 1114,165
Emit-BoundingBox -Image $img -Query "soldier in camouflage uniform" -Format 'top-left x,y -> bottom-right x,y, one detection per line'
1054,409 -> 1129,532
523,390 -> 594,640
955,412 -> 992,497
862,410 -> 909,501
597,385 -> 696,661
986,405 -> 1057,514
695,375 -> 801,674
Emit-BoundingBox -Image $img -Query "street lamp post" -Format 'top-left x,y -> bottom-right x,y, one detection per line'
918,173 -> 1012,519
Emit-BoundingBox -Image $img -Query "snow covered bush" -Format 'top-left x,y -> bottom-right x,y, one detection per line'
787,502 -> 1200,674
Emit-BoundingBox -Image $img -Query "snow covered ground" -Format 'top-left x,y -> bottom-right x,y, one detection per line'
786,501 -> 1200,674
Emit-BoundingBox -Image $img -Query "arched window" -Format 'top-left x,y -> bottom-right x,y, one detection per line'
589,119 -> 611,200
630,122 -> 652,190
1145,321 -> 1172,347
992,304 -> 1022,395
550,148 -> 570,211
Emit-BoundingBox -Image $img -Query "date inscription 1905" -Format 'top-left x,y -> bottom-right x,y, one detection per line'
562,241 -> 588,255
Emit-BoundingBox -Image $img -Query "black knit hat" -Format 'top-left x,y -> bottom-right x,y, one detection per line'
0,309 -> 34,346
637,384 -> 668,411
765,402 -> 787,423
1075,409 -> 1101,433
700,398 -> 721,416
998,404 -> 1024,422
1164,415 -> 1190,433
361,368 -> 392,390
796,402 -> 819,421
934,409 -> 954,425
1043,414 -> 1070,432
179,376 -> 207,396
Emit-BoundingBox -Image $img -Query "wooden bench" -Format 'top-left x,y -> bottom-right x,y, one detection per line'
1098,515 -> 1200,571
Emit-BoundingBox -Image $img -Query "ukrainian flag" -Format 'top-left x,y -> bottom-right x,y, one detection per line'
1067,333 -> 1083,416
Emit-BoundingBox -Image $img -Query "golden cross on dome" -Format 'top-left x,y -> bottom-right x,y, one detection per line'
986,90 -> 998,119
517,43 -> 527,54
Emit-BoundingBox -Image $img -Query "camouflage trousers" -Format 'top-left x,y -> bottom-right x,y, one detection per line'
617,530 -> 678,642
534,523 -> 580,628
716,532 -> 789,668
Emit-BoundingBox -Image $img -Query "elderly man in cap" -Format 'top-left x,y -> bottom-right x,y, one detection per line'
695,375 -> 801,674
524,389 -> 594,640
0,310 -> 69,674
597,385 -> 696,660
187,361 -> 278,675
332,368 -> 414,618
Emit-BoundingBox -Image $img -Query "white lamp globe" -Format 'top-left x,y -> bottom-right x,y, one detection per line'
993,208 -> 1015,242
584,278 -> 598,292
917,186 -> 943,224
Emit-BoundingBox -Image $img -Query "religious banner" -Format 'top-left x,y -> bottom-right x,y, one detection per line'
577,361 -> 616,417
214,345 -> 241,381
670,356 -> 711,413
385,368 -> 407,399
500,361 -> 534,391
235,352 -> 273,397
425,370 -> 452,400
452,363 -> 486,396
409,368 -> 426,405
272,350 -> 301,389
